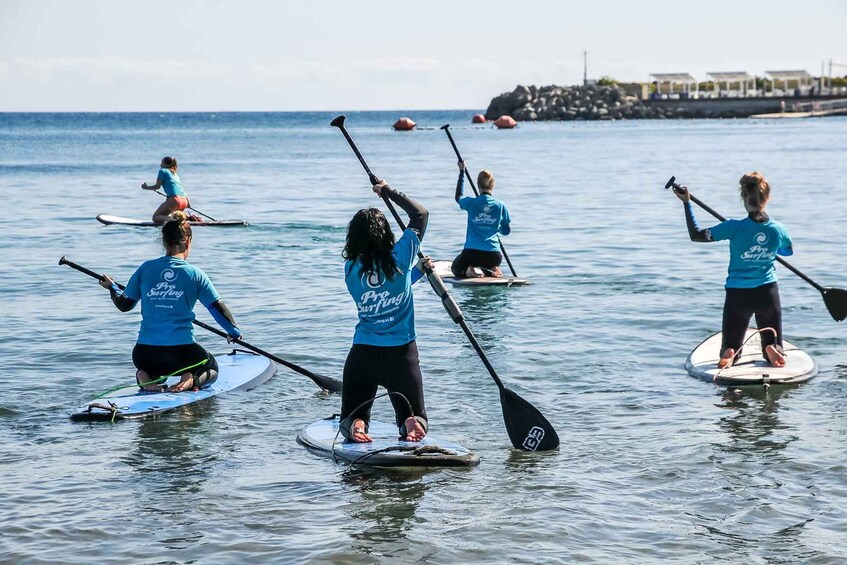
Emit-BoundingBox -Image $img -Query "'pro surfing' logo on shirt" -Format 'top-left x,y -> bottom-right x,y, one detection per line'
741,232 -> 776,262
146,268 -> 185,300
357,271 -> 403,318
473,204 -> 498,226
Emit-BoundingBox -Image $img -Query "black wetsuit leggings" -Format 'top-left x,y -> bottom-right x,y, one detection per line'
451,248 -> 503,277
340,341 -> 427,439
721,282 -> 783,359
132,343 -> 219,389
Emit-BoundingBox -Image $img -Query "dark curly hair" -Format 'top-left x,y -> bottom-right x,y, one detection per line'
343,208 -> 398,279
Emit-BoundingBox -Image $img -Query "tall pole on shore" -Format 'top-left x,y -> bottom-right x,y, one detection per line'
583,50 -> 587,86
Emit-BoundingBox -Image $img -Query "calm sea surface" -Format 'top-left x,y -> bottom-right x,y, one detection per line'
1,111 -> 846,563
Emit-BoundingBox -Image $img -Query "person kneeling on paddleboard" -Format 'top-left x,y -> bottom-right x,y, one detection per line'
451,161 -> 511,278
341,179 -> 432,443
142,156 -> 202,223
674,172 -> 793,369
99,211 -> 242,392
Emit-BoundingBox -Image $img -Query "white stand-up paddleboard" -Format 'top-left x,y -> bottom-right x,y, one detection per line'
432,260 -> 530,287
685,329 -> 818,386
297,416 -> 480,468
97,214 -> 248,227
71,350 -> 276,421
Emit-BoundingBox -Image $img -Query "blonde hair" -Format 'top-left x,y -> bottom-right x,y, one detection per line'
478,170 -> 495,192
739,172 -> 770,212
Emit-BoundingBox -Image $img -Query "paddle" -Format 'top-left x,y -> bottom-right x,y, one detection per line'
58,256 -> 344,392
440,124 -> 519,278
153,188 -> 217,222
665,175 -> 847,322
331,115 -> 559,451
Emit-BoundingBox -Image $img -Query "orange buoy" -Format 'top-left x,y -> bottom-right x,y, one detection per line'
494,115 -> 516,129
472,114 -> 487,124
393,117 -> 416,131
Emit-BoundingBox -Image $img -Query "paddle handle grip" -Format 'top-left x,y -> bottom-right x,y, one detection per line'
59,256 -> 125,290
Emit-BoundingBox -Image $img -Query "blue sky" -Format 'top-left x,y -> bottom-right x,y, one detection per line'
1,0 -> 845,111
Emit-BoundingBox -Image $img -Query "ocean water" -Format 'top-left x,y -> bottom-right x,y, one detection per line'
1,111 -> 846,563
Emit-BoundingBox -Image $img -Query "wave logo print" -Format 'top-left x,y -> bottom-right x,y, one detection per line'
162,268 -> 177,282
522,426 -> 545,451
362,271 -> 383,290
755,232 -> 768,245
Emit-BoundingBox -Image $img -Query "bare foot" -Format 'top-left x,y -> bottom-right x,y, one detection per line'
136,370 -> 162,392
465,267 -> 484,278
167,372 -> 195,393
718,348 -> 735,369
350,418 -> 372,443
491,266 -> 503,278
403,416 -> 426,442
765,344 -> 786,367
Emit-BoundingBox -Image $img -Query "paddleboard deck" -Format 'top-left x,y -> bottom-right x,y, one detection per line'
685,329 -> 818,386
432,260 -> 530,287
297,416 -> 480,468
70,350 -> 276,421
97,214 -> 248,227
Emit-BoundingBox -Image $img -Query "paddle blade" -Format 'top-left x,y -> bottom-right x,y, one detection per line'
822,287 -> 847,322
499,387 -> 559,451
330,115 -> 346,128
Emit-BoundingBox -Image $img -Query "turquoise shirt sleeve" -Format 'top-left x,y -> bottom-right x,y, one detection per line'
707,219 -> 738,241
394,229 -> 421,271
194,267 -> 221,307
458,196 -> 473,211
124,265 -> 143,301
500,204 -> 511,235
778,225 -> 794,256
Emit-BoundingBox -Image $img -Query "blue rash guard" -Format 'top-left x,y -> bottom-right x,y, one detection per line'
345,229 -> 421,347
456,174 -> 511,252
157,168 -> 186,198
685,201 -> 793,288
121,256 -> 238,345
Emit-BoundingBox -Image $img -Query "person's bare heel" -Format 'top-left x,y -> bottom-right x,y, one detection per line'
718,348 -> 735,369
404,416 -> 426,442
765,344 -> 786,367
351,418 -> 372,443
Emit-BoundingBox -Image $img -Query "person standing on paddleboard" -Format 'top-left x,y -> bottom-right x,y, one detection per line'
142,156 -> 201,223
674,172 -> 793,369
451,160 -> 511,278
98,211 -> 242,392
341,179 -> 433,443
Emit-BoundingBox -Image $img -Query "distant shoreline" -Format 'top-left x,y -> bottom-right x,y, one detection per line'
485,84 -> 847,121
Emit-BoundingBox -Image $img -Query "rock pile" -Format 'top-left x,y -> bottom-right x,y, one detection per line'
486,84 -> 673,121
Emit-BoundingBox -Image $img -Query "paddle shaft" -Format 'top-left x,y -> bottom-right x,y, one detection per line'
441,124 -> 518,278
666,178 -> 825,293
154,189 -> 217,222
58,256 -> 343,392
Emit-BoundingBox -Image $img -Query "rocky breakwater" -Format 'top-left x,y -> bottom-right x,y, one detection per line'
486,84 -> 668,122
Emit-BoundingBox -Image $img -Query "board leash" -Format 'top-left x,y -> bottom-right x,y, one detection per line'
714,327 -> 779,383
92,358 -> 209,400
330,391 -> 416,465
